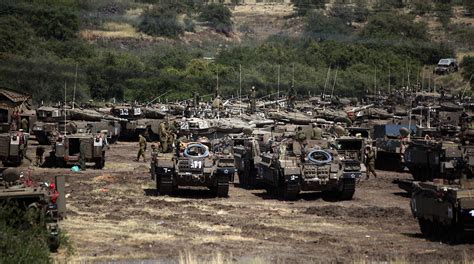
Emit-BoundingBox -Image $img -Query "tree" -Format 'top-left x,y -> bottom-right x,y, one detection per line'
0,16 -> 34,54
199,4 -> 233,36
305,11 -> 352,40
411,0 -> 432,15
138,7 -> 184,38
360,13 -> 428,41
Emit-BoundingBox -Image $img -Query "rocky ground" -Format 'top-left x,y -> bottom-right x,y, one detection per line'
23,141 -> 474,263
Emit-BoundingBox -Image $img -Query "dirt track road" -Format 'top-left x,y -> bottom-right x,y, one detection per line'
26,142 -> 473,263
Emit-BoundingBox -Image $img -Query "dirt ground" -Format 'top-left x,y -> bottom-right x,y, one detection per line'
23,141 -> 473,263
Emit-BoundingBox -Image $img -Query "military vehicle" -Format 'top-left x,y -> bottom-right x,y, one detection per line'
233,134 -> 265,189
409,145 -> 474,243
0,168 -> 61,251
334,136 -> 367,178
0,132 -> 29,166
32,106 -> 61,145
152,138 -> 235,197
434,58 -> 458,75
258,138 -> 360,200
374,124 -> 415,171
45,133 -> 107,169
404,140 -> 463,182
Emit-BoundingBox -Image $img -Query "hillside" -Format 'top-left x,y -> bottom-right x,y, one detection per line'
0,0 -> 472,103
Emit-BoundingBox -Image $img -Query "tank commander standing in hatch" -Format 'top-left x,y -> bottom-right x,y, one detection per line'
311,123 -> 323,140
249,86 -> 257,114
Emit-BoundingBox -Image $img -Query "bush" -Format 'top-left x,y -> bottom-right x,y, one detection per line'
138,7 -> 184,38
305,11 -> 352,40
360,13 -> 428,41
199,4 -> 233,35
411,0 -> 432,15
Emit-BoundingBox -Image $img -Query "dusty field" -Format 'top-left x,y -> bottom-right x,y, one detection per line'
23,141 -> 473,263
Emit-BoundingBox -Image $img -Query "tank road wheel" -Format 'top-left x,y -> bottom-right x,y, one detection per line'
156,175 -> 173,196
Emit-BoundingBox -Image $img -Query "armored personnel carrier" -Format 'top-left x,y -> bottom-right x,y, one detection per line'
0,132 -> 29,166
404,140 -> 463,182
410,145 -> 474,243
334,136 -> 367,178
258,138 -> 360,200
152,138 -> 235,197
0,168 -> 61,251
45,133 -> 107,169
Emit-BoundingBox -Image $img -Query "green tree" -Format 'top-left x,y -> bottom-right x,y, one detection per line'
0,16 -> 34,54
199,4 -> 233,36
360,13 -> 428,41
305,11 -> 352,40
138,7 -> 184,38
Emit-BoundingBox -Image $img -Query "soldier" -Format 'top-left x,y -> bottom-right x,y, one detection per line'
18,129 -> 31,163
79,141 -> 86,171
20,117 -> 29,132
365,145 -> 377,179
35,146 -> 45,166
311,124 -> 323,140
150,144 -> 159,180
295,126 -> 307,150
212,95 -> 223,111
158,121 -> 169,153
136,133 -> 147,162
249,86 -> 256,114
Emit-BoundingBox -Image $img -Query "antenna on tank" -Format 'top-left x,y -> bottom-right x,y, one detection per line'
64,81 -> 67,137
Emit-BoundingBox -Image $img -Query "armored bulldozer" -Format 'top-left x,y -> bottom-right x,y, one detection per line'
152,139 -> 235,197
0,132 -> 29,166
0,168 -> 62,251
404,140 -> 463,182
45,133 -> 107,169
258,138 -> 361,200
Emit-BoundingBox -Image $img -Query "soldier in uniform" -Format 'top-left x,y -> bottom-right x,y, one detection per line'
158,121 -> 169,153
295,126 -> 307,151
150,144 -> 159,180
311,124 -> 323,140
249,86 -> 256,114
193,91 -> 200,109
365,145 -> 377,179
136,133 -> 147,162
21,117 -> 29,132
212,95 -> 223,112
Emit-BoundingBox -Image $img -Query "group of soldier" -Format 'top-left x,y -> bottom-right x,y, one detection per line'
136,120 -> 178,163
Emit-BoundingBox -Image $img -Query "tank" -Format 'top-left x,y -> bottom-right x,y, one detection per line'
404,140 -> 463,182
45,133 -> 108,169
257,137 -> 361,200
0,168 -> 61,251
0,132 -> 29,166
152,138 -> 235,197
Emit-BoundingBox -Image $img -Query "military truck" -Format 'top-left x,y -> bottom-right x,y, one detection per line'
404,140 -> 463,182
258,138 -> 360,200
0,168 -> 61,251
0,132 -> 29,166
152,138 -> 235,197
410,145 -> 474,243
46,133 -> 107,169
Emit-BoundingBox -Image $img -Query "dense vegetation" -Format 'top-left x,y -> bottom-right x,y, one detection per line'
0,0 -> 471,105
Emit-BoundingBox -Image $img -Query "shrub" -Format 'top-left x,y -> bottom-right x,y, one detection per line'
199,4 -> 233,35
138,7 -> 184,37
